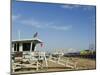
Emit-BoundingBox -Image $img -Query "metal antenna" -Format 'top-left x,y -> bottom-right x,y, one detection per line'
18,30 -> 21,40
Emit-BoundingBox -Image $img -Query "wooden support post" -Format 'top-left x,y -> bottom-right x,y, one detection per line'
57,56 -> 60,63
30,42 -> 33,53
36,61 -> 39,71
19,43 -> 23,52
44,53 -> 48,67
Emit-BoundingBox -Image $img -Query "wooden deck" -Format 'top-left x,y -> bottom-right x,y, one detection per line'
11,57 -> 96,74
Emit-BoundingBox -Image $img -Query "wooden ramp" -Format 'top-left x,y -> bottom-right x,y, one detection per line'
47,59 -> 76,69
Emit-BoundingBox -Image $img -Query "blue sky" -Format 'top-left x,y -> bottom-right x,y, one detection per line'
12,0 -> 96,52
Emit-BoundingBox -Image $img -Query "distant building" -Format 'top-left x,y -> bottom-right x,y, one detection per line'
80,50 -> 95,55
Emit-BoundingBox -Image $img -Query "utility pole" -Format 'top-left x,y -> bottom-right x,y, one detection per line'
18,30 -> 21,40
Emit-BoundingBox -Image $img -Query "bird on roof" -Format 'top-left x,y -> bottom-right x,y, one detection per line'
33,32 -> 38,38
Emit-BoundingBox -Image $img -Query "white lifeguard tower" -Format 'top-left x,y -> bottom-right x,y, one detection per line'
12,38 -> 43,53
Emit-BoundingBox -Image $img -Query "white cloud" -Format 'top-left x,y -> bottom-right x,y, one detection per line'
12,14 -> 72,31
83,6 -> 95,11
21,19 -> 45,28
20,19 -> 72,31
60,4 -> 80,9
60,5 -> 74,9
49,25 -> 72,31
60,4 -> 95,11
12,15 -> 21,21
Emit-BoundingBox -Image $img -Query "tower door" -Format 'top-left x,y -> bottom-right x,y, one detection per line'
32,43 -> 35,51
